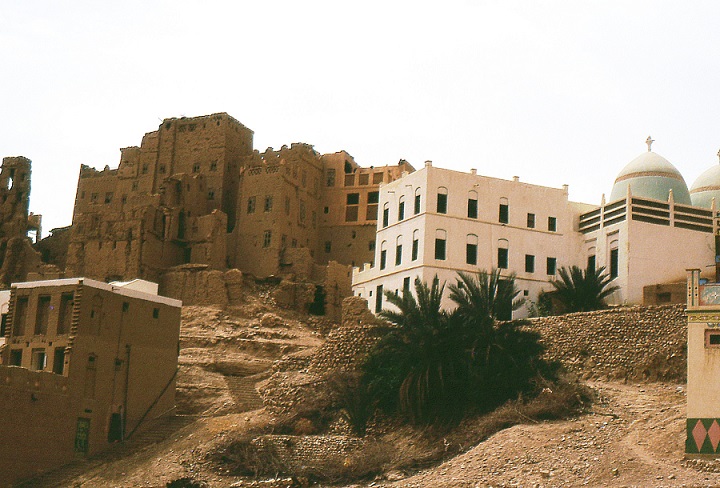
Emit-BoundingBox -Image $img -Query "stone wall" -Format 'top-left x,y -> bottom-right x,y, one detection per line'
527,304 -> 687,382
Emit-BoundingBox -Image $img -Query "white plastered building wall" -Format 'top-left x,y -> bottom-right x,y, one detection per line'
352,162 -> 592,318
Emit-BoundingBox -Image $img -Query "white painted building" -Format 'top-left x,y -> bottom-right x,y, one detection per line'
352,161 -> 594,317
353,139 -> 720,318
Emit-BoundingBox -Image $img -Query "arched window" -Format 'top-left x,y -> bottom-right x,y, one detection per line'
395,235 -> 403,266
609,240 -> 619,279
437,187 -> 448,214
414,187 -> 422,215
382,202 -> 390,228
468,190 -> 478,219
398,196 -> 406,221
435,229 -> 447,260
499,197 -> 509,224
497,238 -> 509,269
412,229 -> 420,261
380,240 -> 388,270
466,234 -> 478,265
587,246 -> 596,272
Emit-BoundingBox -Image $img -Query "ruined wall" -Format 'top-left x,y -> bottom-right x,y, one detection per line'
159,266 -> 243,306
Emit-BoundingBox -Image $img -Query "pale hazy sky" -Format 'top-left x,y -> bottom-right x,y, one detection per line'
3,1 -> 720,234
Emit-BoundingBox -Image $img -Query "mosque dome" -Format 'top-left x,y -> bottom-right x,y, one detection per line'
609,137 -> 692,205
690,154 -> 720,208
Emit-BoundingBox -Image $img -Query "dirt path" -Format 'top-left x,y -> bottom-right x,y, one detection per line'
381,382 -> 719,487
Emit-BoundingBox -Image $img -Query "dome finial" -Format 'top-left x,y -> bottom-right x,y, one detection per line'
646,135 -> 654,152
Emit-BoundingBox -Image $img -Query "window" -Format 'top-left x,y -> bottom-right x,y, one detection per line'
395,236 -> 403,266
207,189 -> 215,200
299,201 -> 306,223
369,240 -> 375,251
192,163 -> 200,173
324,206 -> 329,214
499,199 -> 509,224
35,295 -> 51,335
498,240 -> 509,269
153,308 -> 160,319
210,161 -> 218,171
104,192 -> 113,204
398,197 -> 405,221
527,213 -> 535,229
525,254 -> 535,273
437,187 -> 448,214
548,216 -> 557,232
344,174 -> 355,186
403,277 -> 411,292
58,293 -> 73,335
247,196 -> 256,214
706,330 -> 720,347
91,193 -> 98,203
547,257 -> 557,275
380,241 -> 387,270
587,250 -> 596,272
263,230 -> 272,248
9,349 -> 22,366
346,193 -> 359,222
435,230 -> 447,260
285,197 -> 291,215
325,241 -> 332,253
466,234 -> 478,265
657,292 -> 671,303
14,296 -> 28,336
412,230 -> 419,261
142,163 -> 149,174
382,203 -> 389,227
367,191 -> 379,220
375,284 -> 383,313
468,191 -> 478,219
52,347 -> 65,375
264,195 -> 273,212
414,188 -> 421,214
610,248 -> 619,279
326,169 -> 336,187
31,348 -> 46,371
132,181 -> 138,191
159,164 -> 166,174
0,314 -> 6,337
359,173 -> 369,185
373,172 -> 383,184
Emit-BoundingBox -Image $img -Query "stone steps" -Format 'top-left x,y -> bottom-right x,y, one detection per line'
224,371 -> 270,413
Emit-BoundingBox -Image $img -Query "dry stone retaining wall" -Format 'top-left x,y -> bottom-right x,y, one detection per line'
527,304 -> 687,382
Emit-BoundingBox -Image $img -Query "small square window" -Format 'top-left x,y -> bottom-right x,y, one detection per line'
346,193 -> 360,205
706,329 -> 720,347
153,308 -> 159,319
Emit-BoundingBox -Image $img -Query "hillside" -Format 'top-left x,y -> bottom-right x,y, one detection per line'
18,282 -> 720,487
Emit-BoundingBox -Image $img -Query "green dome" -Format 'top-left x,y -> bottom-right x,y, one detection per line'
690,163 -> 720,208
609,150 -> 691,205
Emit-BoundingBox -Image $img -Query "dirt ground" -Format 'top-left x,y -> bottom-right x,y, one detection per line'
55,381 -> 720,487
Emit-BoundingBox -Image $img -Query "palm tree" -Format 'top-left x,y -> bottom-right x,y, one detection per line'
549,265 -> 620,313
363,276 -> 472,423
448,269 -> 525,324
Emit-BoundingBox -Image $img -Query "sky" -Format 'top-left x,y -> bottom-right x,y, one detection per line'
3,1 -> 720,234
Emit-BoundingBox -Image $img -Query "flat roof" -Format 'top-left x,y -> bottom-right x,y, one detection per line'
12,278 -> 182,308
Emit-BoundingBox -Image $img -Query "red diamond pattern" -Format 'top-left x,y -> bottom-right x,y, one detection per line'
693,420 -> 708,452
708,421 -> 720,451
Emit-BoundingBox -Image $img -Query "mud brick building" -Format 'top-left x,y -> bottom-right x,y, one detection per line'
66,112 -> 413,282
0,278 -> 181,484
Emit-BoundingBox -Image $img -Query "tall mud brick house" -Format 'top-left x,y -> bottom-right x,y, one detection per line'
0,277 -> 181,484
66,112 -> 414,282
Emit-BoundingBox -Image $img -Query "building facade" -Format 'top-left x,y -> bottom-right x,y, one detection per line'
353,141 -> 720,318
67,113 -> 414,282
352,162 -> 594,317
0,278 -> 181,483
